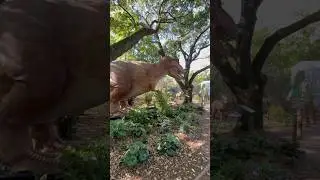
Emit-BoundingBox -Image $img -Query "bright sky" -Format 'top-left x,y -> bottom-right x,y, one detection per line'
179,47 -> 210,72
179,0 -> 320,73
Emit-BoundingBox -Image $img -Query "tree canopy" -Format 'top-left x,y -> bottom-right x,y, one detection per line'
110,0 -> 209,63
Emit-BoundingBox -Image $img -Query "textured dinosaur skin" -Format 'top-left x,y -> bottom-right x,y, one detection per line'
0,0 -> 106,173
110,56 -> 184,114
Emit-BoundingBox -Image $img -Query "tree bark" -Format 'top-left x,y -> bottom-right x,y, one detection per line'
230,82 -> 264,131
183,83 -> 193,103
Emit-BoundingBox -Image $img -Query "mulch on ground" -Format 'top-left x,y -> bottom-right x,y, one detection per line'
110,104 -> 210,180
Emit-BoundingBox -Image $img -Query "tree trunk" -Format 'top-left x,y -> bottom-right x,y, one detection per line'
183,84 -> 193,104
231,82 -> 265,131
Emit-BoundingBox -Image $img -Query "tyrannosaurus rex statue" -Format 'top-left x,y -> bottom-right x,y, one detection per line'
110,55 -> 184,115
0,0 -> 106,173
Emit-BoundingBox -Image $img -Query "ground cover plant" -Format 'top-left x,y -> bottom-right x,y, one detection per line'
110,92 -> 204,168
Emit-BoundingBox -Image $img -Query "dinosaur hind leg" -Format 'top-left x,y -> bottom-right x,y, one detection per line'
110,86 -> 131,115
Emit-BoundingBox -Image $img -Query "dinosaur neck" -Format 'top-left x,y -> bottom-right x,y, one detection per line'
110,28 -> 155,61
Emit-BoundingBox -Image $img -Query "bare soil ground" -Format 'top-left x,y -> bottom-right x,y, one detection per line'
110,103 -> 210,180
265,121 -> 320,180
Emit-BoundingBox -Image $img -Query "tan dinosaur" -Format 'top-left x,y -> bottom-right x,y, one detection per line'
110,56 -> 184,115
0,0 -> 107,173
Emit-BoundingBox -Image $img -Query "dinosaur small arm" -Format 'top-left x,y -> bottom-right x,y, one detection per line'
110,55 -> 184,114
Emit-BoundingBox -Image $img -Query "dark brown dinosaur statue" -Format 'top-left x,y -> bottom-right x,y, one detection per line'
0,0 -> 107,173
110,56 -> 184,115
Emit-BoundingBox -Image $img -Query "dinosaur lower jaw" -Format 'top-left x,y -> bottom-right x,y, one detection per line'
10,150 -> 61,174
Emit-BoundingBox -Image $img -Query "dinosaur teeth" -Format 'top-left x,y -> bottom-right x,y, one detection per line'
27,150 -> 60,164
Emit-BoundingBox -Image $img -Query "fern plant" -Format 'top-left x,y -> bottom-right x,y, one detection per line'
154,90 -> 171,115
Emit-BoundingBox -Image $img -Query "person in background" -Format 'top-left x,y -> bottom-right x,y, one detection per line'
286,70 -> 309,139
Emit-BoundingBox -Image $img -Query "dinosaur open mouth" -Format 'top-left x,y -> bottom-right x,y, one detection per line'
173,72 -> 183,80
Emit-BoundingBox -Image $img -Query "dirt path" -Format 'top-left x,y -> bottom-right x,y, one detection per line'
266,123 -> 320,179
110,103 -> 210,180
194,103 -> 210,180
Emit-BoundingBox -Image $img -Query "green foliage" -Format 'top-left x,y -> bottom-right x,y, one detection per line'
110,101 -> 202,138
120,141 -> 150,167
156,133 -> 181,156
211,134 -> 301,180
110,120 -> 146,138
252,25 -> 320,102
60,139 -> 108,180
252,26 -> 320,71
268,105 -> 293,125
144,91 -> 154,106
175,103 -> 201,113
110,120 -> 128,138
154,90 -> 171,115
124,107 -> 159,125
111,0 -> 209,64
193,69 -> 210,85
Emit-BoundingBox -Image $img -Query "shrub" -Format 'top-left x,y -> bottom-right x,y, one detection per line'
110,120 -> 146,138
126,121 -> 147,137
124,108 -> 159,126
110,120 -> 128,138
60,138 -> 107,180
120,141 -> 150,167
156,133 -> 181,156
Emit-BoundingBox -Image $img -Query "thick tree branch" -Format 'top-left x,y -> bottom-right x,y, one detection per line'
178,41 -> 189,60
211,46 -> 244,88
189,65 -> 210,84
189,26 -> 210,56
110,27 -> 158,60
237,0 -> 263,84
175,78 -> 186,90
252,9 -> 320,73
154,33 -> 166,56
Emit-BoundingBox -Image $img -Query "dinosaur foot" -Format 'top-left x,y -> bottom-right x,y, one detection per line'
11,150 -> 61,174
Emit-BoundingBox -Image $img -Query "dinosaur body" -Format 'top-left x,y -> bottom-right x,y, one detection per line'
0,0 -> 106,173
110,56 -> 184,114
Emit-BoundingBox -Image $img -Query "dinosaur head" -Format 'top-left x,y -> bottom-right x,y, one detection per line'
160,56 -> 184,80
